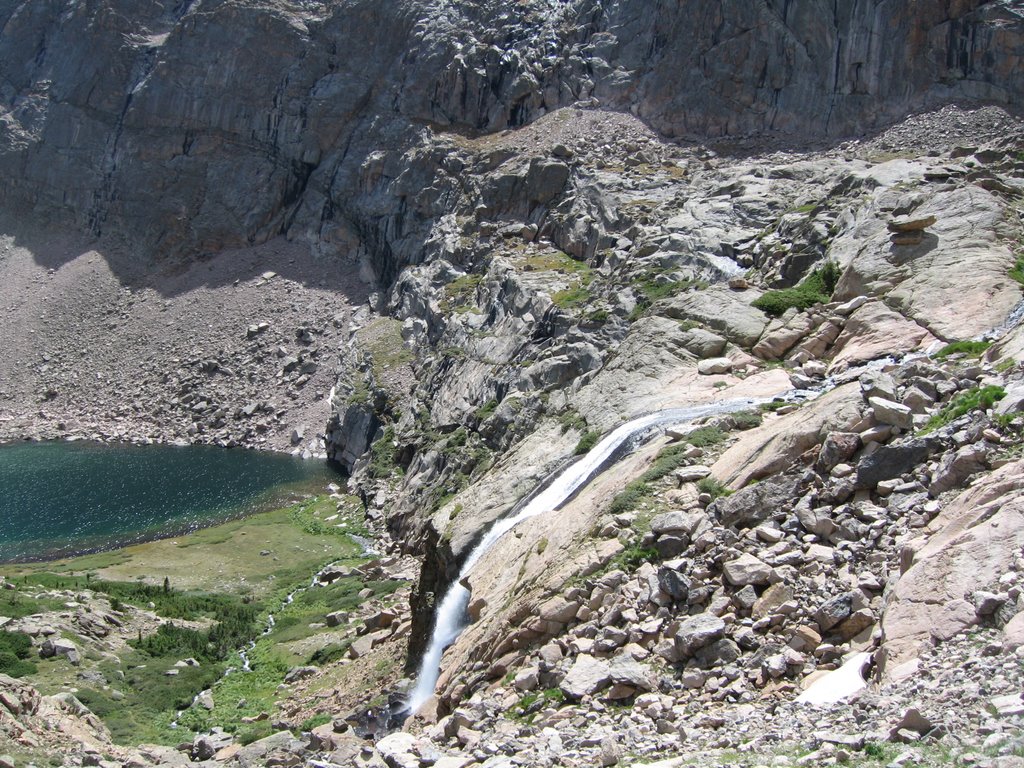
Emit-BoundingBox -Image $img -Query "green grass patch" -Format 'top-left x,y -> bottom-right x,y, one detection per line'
729,410 -> 763,430
475,398 -> 499,421
552,285 -> 592,310
508,687 -> 566,723
608,480 -> 651,516
1010,254 -> 1024,285
524,251 -> 590,274
356,318 -> 414,384
639,444 -> 691,483
301,713 -> 332,731
921,385 -> 1006,433
559,409 -> 587,434
751,261 -> 840,318
177,574 -> 402,739
613,545 -> 660,571
934,340 -> 992,359
442,274 -> 483,312
0,584 -> 68,618
697,476 -> 732,500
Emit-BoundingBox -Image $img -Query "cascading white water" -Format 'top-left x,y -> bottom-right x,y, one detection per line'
405,398 -> 764,713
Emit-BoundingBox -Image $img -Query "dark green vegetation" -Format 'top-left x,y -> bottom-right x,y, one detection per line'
574,430 -> 601,455
1010,254 -> 1024,286
606,427 -> 725,516
368,426 -> 402,479
0,630 -> 36,677
751,261 -> 840,317
697,476 -> 732,500
177,575 -> 403,743
934,340 -> 992,359
508,686 -> 566,723
922,385 -> 1007,434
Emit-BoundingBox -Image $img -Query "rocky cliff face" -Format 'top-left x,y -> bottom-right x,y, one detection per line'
0,0 -> 1021,262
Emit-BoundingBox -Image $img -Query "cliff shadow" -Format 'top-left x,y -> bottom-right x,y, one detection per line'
0,205 -> 373,304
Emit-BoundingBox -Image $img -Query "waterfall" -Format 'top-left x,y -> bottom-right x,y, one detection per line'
405,398 -> 764,713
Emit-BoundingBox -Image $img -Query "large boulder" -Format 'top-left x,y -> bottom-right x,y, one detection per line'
709,474 -> 803,529
827,301 -> 937,373
722,553 -> 772,586
855,438 -> 939,489
663,287 -> 769,348
560,655 -> 611,699
712,382 -> 865,487
671,613 -> 726,657
832,185 -> 1020,341
880,460 -> 1024,678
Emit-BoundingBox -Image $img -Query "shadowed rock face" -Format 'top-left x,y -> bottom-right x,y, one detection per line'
0,0 -> 1020,262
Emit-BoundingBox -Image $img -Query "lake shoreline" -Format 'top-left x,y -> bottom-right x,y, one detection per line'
0,440 -> 346,563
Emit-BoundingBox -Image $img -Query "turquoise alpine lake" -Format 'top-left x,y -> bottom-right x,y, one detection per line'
0,440 -> 344,563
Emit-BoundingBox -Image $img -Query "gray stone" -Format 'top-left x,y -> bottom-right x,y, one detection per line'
710,474 -> 801,529
856,440 -> 935,489
868,397 -> 914,430
817,432 -> 861,473
671,613 -> 725,656
657,567 -> 692,601
283,666 -> 318,684
722,553 -> 772,586
815,593 -> 855,632
697,357 -> 733,375
560,655 -> 611,699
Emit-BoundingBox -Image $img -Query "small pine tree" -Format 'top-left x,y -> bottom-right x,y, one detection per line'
163,576 -> 170,594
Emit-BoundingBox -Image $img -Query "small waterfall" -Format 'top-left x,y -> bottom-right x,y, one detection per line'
405,398 -> 763,713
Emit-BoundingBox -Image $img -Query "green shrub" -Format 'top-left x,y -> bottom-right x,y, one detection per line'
934,340 -> 992,359
0,630 -> 33,659
921,385 -> 1006,433
697,476 -> 732,500
475,399 -> 498,421
309,642 -> 351,666
1011,255 -> 1024,285
729,410 -> 763,430
608,481 -> 651,515
368,426 -> 402,479
574,430 -> 601,455
615,546 -> 660,571
684,426 -> 725,447
639,444 -> 691,483
559,409 -> 587,434
751,262 -> 840,318
301,713 -> 333,731
0,650 -> 36,677
552,286 -> 591,309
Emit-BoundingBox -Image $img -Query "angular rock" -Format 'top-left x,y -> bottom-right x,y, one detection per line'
815,593 -> 855,632
671,613 -> 725,656
855,440 -> 934,490
710,474 -> 802,529
722,553 -> 772,586
868,397 -> 913,430
697,357 -> 733,375
752,583 -> 793,620
817,432 -> 861,473
560,655 -> 611,699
